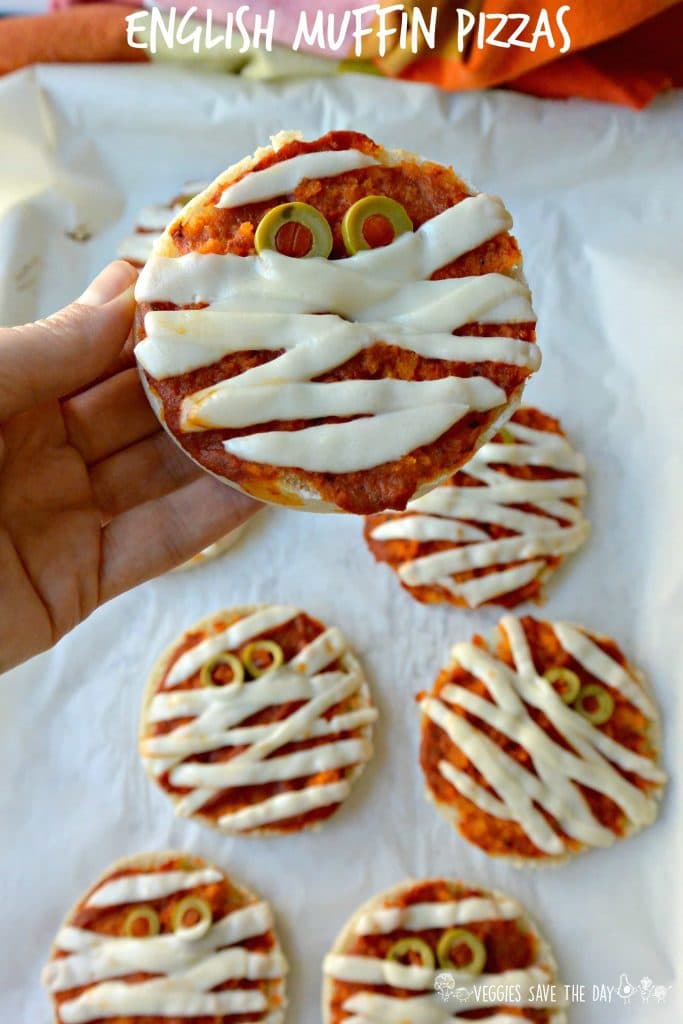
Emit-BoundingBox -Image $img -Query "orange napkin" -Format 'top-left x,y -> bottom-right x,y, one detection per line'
400,1 -> 683,108
0,4 -> 147,77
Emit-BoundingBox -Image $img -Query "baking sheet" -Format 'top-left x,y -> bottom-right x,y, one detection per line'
0,63 -> 682,1022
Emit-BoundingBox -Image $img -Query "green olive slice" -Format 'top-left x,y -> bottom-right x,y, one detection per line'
123,906 -> 160,938
342,195 -> 413,254
386,937 -> 435,968
172,896 -> 213,938
543,667 -> 581,705
437,928 -> 486,974
498,426 -> 516,445
200,652 -> 244,689
255,202 -> 333,258
242,639 -> 285,677
574,683 -> 615,725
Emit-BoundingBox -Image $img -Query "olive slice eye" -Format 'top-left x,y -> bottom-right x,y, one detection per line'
255,202 -> 333,259
200,652 -> 244,689
241,640 -> 285,678
342,195 -> 413,255
172,896 -> 213,940
386,937 -> 435,968
436,928 -> 487,974
123,906 -> 160,939
498,426 -> 516,445
543,667 -> 581,705
574,683 -> 615,725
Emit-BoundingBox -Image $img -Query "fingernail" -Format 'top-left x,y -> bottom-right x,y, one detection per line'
78,261 -> 138,306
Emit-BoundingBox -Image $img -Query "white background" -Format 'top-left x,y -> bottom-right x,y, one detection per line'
0,64 -> 681,1022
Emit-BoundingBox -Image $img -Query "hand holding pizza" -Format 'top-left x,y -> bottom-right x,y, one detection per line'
0,261 -> 256,673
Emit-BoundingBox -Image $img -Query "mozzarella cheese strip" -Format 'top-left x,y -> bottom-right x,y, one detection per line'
421,615 -> 665,856
343,993 -> 556,1023
326,957 -> 549,994
136,164 -> 537,473
370,418 -> 589,606
141,605 -> 376,831
43,872 -> 285,1024
354,897 -> 520,935
86,868 -> 222,907
216,148 -> 378,207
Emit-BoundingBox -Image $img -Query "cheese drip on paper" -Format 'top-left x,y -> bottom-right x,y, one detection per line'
370,416 -> 589,607
324,884 -> 565,1023
141,605 -> 377,832
136,147 -> 538,474
421,615 -> 665,857
42,865 -> 286,1024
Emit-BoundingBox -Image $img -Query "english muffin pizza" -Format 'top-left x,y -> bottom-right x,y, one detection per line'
139,604 -> 377,834
418,615 -> 666,865
365,406 -> 589,607
323,878 -> 566,1023
42,851 -> 287,1023
134,130 -> 539,514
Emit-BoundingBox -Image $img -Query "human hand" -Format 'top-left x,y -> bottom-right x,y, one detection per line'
0,261 -> 258,673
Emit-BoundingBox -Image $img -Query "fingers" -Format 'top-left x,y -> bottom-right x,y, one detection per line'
62,367 -> 159,465
99,475 -> 258,602
0,261 -> 137,423
90,431 -> 202,520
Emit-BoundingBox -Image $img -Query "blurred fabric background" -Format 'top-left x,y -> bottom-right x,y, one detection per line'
0,1 -> 682,107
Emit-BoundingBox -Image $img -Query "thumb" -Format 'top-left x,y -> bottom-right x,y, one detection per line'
0,261 -> 137,423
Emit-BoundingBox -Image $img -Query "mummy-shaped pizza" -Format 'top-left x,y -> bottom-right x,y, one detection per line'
323,878 -> 566,1023
365,407 -> 590,608
118,181 -> 210,267
42,851 -> 287,1024
134,130 -> 539,514
139,604 -> 377,834
419,615 -> 666,864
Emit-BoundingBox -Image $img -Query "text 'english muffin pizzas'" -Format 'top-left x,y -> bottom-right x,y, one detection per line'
42,851 -> 287,1024
139,604 -> 377,835
134,130 -> 539,514
419,615 -> 666,866
323,878 -> 566,1023
365,406 -> 590,608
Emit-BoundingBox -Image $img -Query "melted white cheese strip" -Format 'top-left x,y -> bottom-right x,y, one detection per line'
421,615 -> 665,855
136,184 -> 536,475
370,418 -> 589,606
184,377 -> 503,431
165,603 -> 297,686
86,868 -> 222,907
118,183 -> 210,265
142,607 -> 375,831
216,148 -> 378,207
117,231 -> 157,265
224,404 -> 471,473
139,311 -> 538,379
343,992 -> 555,1023
43,879 -> 285,1024
326,956 -> 549,997
355,897 -> 519,935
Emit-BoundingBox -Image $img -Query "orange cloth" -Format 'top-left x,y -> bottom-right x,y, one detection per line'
0,4 -> 147,77
0,1 -> 681,109
402,1 -> 683,108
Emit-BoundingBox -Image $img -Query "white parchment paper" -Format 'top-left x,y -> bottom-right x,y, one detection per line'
0,64 -> 681,1022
